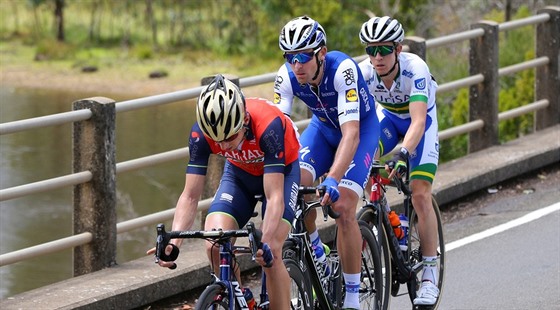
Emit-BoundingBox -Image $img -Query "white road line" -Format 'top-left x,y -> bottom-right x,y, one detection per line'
445,202 -> 560,252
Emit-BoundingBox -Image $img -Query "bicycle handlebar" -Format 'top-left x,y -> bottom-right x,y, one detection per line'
154,221 -> 263,269
369,162 -> 412,196
297,186 -> 340,220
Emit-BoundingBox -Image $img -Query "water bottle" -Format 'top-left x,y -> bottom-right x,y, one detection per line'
388,211 -> 404,239
243,287 -> 256,310
398,214 -> 409,251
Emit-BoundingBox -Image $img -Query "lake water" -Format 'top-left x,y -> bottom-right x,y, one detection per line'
0,86 -> 206,298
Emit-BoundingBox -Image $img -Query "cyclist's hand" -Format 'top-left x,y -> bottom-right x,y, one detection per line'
146,244 -> 179,269
386,147 -> 409,179
319,176 -> 340,204
255,242 -> 274,268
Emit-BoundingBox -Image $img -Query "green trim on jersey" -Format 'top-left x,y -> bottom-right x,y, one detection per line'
410,163 -> 437,183
410,94 -> 428,103
379,101 -> 410,114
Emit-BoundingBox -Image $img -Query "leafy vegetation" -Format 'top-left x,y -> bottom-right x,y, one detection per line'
0,0 -> 552,162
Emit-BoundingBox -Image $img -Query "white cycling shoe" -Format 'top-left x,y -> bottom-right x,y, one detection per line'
413,281 -> 439,305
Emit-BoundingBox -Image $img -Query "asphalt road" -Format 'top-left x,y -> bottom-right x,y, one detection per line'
141,163 -> 560,310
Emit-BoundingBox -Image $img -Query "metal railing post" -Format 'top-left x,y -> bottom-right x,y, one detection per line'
72,97 -> 117,275
535,6 -> 560,129
403,36 -> 426,60
469,20 -> 500,152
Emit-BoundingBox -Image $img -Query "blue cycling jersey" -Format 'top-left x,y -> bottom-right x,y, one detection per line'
274,51 -> 380,196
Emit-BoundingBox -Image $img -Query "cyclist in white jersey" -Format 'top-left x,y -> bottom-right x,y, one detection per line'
275,15 -> 380,310
358,16 -> 440,306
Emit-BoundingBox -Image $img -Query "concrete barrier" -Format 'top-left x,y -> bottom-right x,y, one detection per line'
1,124 -> 558,310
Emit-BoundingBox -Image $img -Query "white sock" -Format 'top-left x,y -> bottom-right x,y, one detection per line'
421,256 -> 438,283
309,230 -> 326,262
343,272 -> 360,309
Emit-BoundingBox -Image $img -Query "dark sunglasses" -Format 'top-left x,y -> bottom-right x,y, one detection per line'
218,130 -> 241,143
365,45 -> 395,57
284,47 -> 321,64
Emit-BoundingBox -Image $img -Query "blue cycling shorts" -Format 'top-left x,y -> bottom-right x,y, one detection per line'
299,114 -> 379,197
208,160 -> 300,228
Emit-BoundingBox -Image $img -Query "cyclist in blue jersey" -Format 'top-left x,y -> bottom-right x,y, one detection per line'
147,75 -> 301,309
358,16 -> 440,306
274,15 -> 380,310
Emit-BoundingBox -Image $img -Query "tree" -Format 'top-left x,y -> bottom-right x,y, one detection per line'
54,0 -> 64,41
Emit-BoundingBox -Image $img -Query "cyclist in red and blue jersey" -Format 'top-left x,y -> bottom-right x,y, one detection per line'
274,15 -> 380,310
148,75 -> 300,309
358,16 -> 440,306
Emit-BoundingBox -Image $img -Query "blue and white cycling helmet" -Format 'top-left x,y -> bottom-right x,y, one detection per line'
359,16 -> 404,44
279,16 -> 327,52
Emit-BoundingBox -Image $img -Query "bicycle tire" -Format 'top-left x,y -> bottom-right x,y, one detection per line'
358,220 -> 384,310
195,283 -> 230,310
406,196 -> 445,309
285,258 -> 313,310
357,206 -> 391,310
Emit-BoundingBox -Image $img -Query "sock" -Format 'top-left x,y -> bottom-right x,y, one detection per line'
421,256 -> 438,283
343,272 -> 360,309
310,230 -> 326,262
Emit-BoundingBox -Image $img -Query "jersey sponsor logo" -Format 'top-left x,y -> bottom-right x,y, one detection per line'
344,108 -> 359,116
376,84 -> 385,90
345,89 -> 358,102
342,68 -> 356,86
274,92 -> 281,104
415,78 -> 426,90
299,146 -> 311,161
402,70 -> 414,78
375,94 -> 410,104
219,192 -> 234,203
295,91 -> 315,98
383,128 -> 393,139
321,91 -> 335,97
191,131 -> 201,143
274,75 -> 283,90
218,149 -> 265,163
359,88 -> 372,112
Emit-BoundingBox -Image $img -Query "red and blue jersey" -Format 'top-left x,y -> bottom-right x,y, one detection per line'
187,98 -> 300,176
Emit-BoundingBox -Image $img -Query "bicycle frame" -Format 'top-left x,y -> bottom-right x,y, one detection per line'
367,164 -> 413,284
283,186 -> 343,310
155,222 -> 267,310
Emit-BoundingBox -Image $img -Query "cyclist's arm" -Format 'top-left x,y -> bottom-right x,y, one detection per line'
401,100 -> 427,154
327,59 -> 361,182
262,172 -> 285,249
170,173 -> 205,248
273,64 -> 295,117
170,124 -> 212,247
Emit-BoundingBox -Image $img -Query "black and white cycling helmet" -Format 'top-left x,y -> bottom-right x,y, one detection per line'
359,16 -> 404,44
196,74 -> 245,142
279,15 -> 327,52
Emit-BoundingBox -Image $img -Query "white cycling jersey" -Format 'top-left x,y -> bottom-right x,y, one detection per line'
359,52 -> 437,119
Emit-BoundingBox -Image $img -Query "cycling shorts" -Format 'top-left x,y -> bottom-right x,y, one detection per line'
299,114 -> 379,197
377,105 -> 439,183
208,160 -> 300,228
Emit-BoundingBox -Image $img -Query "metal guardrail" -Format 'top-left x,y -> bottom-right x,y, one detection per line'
0,7 -> 558,268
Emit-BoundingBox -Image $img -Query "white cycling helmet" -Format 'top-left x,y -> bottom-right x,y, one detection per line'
279,15 -> 327,52
359,16 -> 404,44
196,74 -> 246,142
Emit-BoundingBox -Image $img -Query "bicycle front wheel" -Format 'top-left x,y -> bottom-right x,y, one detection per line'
285,258 -> 313,310
358,220 -> 384,310
407,196 -> 445,308
357,205 -> 391,310
195,283 -> 230,310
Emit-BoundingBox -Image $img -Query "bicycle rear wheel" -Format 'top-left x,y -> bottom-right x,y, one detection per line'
195,283 -> 230,310
407,196 -> 445,309
358,220 -> 384,310
285,258 -> 313,310
357,205 -> 391,310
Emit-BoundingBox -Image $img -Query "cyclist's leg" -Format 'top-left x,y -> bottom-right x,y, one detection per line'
205,163 -> 258,278
409,107 -> 441,306
260,161 -> 299,309
337,113 -> 379,309
298,119 -> 334,260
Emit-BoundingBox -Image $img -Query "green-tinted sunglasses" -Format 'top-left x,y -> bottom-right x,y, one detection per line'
365,45 -> 395,57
